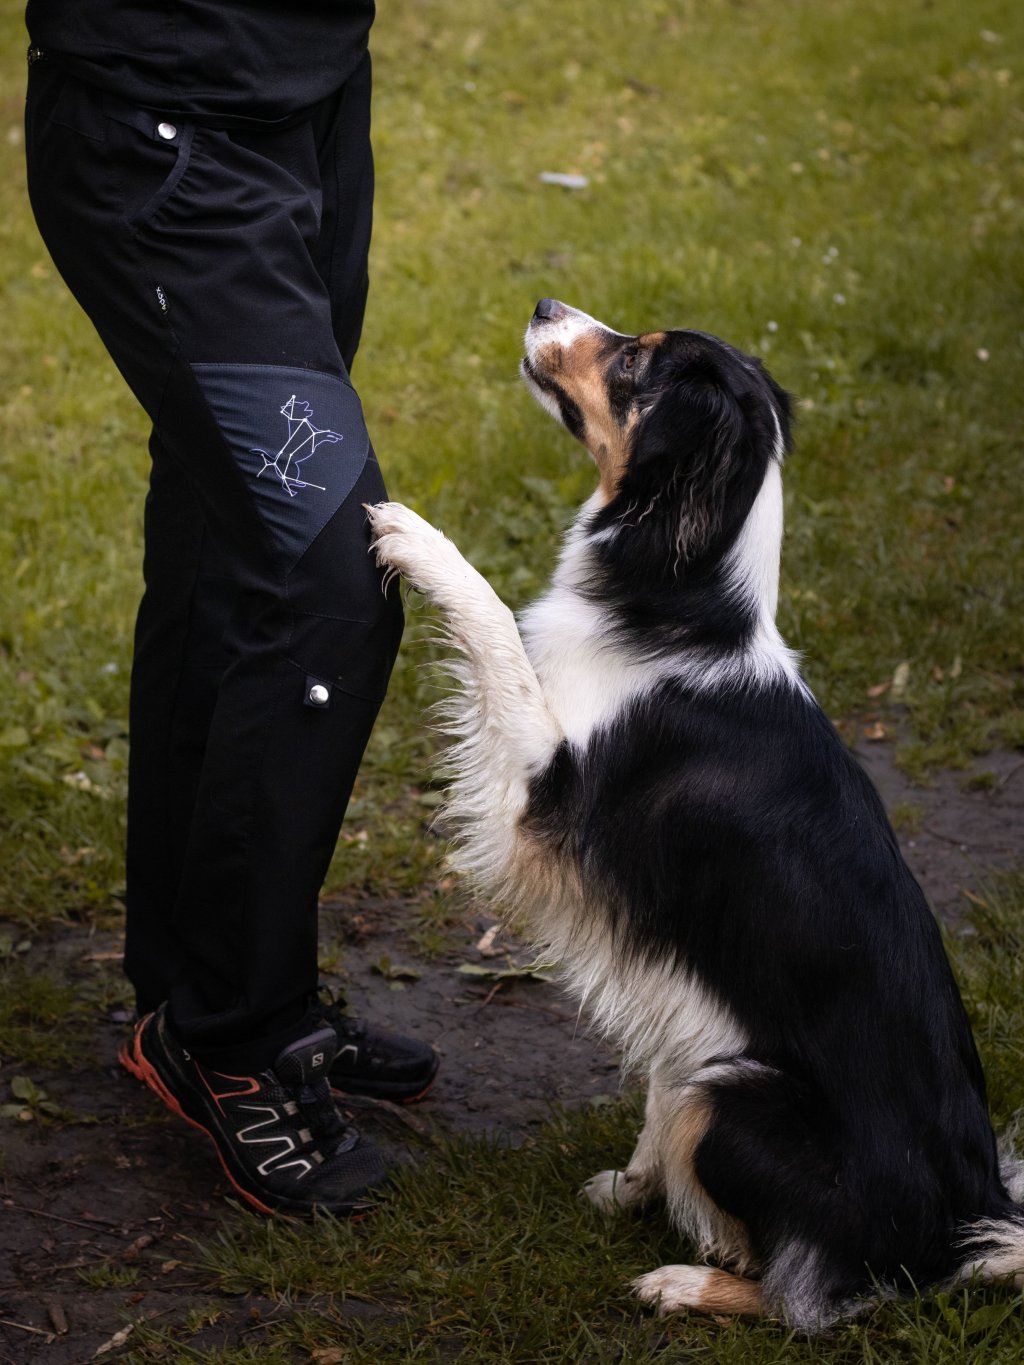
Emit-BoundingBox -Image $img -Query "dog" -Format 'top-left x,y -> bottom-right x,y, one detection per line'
365,299 -> 1024,1330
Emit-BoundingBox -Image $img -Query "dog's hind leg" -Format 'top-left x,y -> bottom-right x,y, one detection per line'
634,1265 -> 765,1319
633,1261 -> 770,1315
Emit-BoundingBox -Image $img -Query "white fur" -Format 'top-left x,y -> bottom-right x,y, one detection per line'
716,460 -> 810,695
365,503 -> 563,895
520,468 -> 806,762
633,1264 -> 724,1315
552,921 -> 747,1076
523,303 -> 617,359
957,1218 -> 1024,1287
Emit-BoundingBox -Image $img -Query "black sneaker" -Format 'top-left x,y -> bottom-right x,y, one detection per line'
119,1005 -> 388,1216
318,992 -> 439,1104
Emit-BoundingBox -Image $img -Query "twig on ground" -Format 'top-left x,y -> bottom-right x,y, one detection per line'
0,1318 -> 52,1339
996,758 -> 1024,790
2,1203 -> 124,1238
474,980 -> 505,1012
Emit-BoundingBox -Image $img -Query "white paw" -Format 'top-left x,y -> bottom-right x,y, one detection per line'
582,1169 -> 633,1213
364,500 -> 455,598
633,1264 -> 711,1316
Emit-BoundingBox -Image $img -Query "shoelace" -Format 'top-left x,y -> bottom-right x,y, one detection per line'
292,1076 -> 360,1155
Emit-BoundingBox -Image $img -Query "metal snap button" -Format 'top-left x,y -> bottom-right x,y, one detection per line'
308,684 -> 330,707
156,122 -> 177,140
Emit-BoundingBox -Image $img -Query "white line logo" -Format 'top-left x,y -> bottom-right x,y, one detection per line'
251,395 -> 342,498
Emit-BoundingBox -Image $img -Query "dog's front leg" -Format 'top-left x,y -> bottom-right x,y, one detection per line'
365,501 -> 563,820
583,1072 -> 669,1214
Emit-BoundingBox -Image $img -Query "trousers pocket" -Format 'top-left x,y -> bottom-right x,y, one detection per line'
100,93 -> 197,230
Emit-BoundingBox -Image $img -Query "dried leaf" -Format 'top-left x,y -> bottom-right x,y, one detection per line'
475,925 -> 503,957
455,961 -> 556,983
94,1323 -> 134,1357
891,661 -> 911,699
371,956 -> 421,981
863,721 -> 888,742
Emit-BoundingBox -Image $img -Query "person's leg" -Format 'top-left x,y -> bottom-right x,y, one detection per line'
25,57 -> 400,1060
124,439 -> 235,1012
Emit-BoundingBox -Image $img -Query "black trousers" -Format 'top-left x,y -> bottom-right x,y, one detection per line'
25,54 -> 403,1063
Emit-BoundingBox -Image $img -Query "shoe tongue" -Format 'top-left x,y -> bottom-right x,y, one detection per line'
274,1026 -> 337,1088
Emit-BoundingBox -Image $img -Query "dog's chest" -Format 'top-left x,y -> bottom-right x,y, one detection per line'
519,586 -> 665,748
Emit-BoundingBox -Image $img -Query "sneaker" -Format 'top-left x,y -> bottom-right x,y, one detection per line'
119,1005 -> 388,1216
318,992 -> 439,1104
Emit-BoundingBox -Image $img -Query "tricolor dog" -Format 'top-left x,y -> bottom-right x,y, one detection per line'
366,300 -> 1024,1329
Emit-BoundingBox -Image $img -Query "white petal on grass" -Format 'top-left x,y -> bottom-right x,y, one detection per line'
539,171 -> 589,189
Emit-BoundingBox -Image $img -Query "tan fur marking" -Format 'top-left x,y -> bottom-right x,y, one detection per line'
692,1269 -> 765,1317
531,328 -> 648,500
662,1089 -> 755,1273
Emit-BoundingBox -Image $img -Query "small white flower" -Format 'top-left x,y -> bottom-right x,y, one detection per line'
791,236 -> 802,247
766,320 -> 779,333
976,347 -> 990,361
833,293 -> 846,305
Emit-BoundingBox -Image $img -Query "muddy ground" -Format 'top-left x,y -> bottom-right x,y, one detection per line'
1,741 -> 1022,1362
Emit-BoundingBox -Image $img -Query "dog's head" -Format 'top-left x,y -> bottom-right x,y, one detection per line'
522,300 -> 792,567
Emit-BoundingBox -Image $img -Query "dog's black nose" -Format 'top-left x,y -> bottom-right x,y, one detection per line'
533,298 -> 565,321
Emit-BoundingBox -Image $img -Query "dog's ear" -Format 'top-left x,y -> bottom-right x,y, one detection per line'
627,354 -> 746,561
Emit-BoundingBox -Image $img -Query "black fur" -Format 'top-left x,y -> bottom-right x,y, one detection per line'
528,682 -> 1012,1300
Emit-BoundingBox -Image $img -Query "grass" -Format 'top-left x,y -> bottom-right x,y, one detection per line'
121,871 -> 1024,1362
0,0 -> 1021,927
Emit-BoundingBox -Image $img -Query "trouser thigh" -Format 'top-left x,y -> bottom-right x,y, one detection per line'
25,58 -> 403,1051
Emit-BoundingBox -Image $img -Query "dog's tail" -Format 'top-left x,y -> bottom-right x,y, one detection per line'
956,1136 -> 1024,1285
957,1213 -> 1024,1287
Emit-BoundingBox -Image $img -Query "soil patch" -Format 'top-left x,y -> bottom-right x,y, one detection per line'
1,743 -> 1021,1361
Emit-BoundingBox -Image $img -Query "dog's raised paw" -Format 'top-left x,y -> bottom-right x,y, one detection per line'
364,501 -> 444,586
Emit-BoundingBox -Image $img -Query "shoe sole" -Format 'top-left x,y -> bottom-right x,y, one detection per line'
119,1020 -> 374,1219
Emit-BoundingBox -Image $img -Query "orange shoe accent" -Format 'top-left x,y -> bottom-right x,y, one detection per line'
119,1016 -> 275,1216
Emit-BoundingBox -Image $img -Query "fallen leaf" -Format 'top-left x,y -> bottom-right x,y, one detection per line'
866,681 -> 889,698
122,1234 -> 155,1260
863,722 -> 888,742
311,1350 -> 348,1364
456,961 -> 556,983
371,956 -> 422,982
475,925 -> 503,957
890,661 -> 911,699
94,1323 -> 134,1357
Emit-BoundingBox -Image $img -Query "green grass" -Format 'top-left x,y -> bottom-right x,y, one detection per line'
1,0 -> 1022,926
122,872 -> 1024,1362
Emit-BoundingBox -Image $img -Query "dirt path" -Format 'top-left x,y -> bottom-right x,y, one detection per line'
1,743 -> 1021,1362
